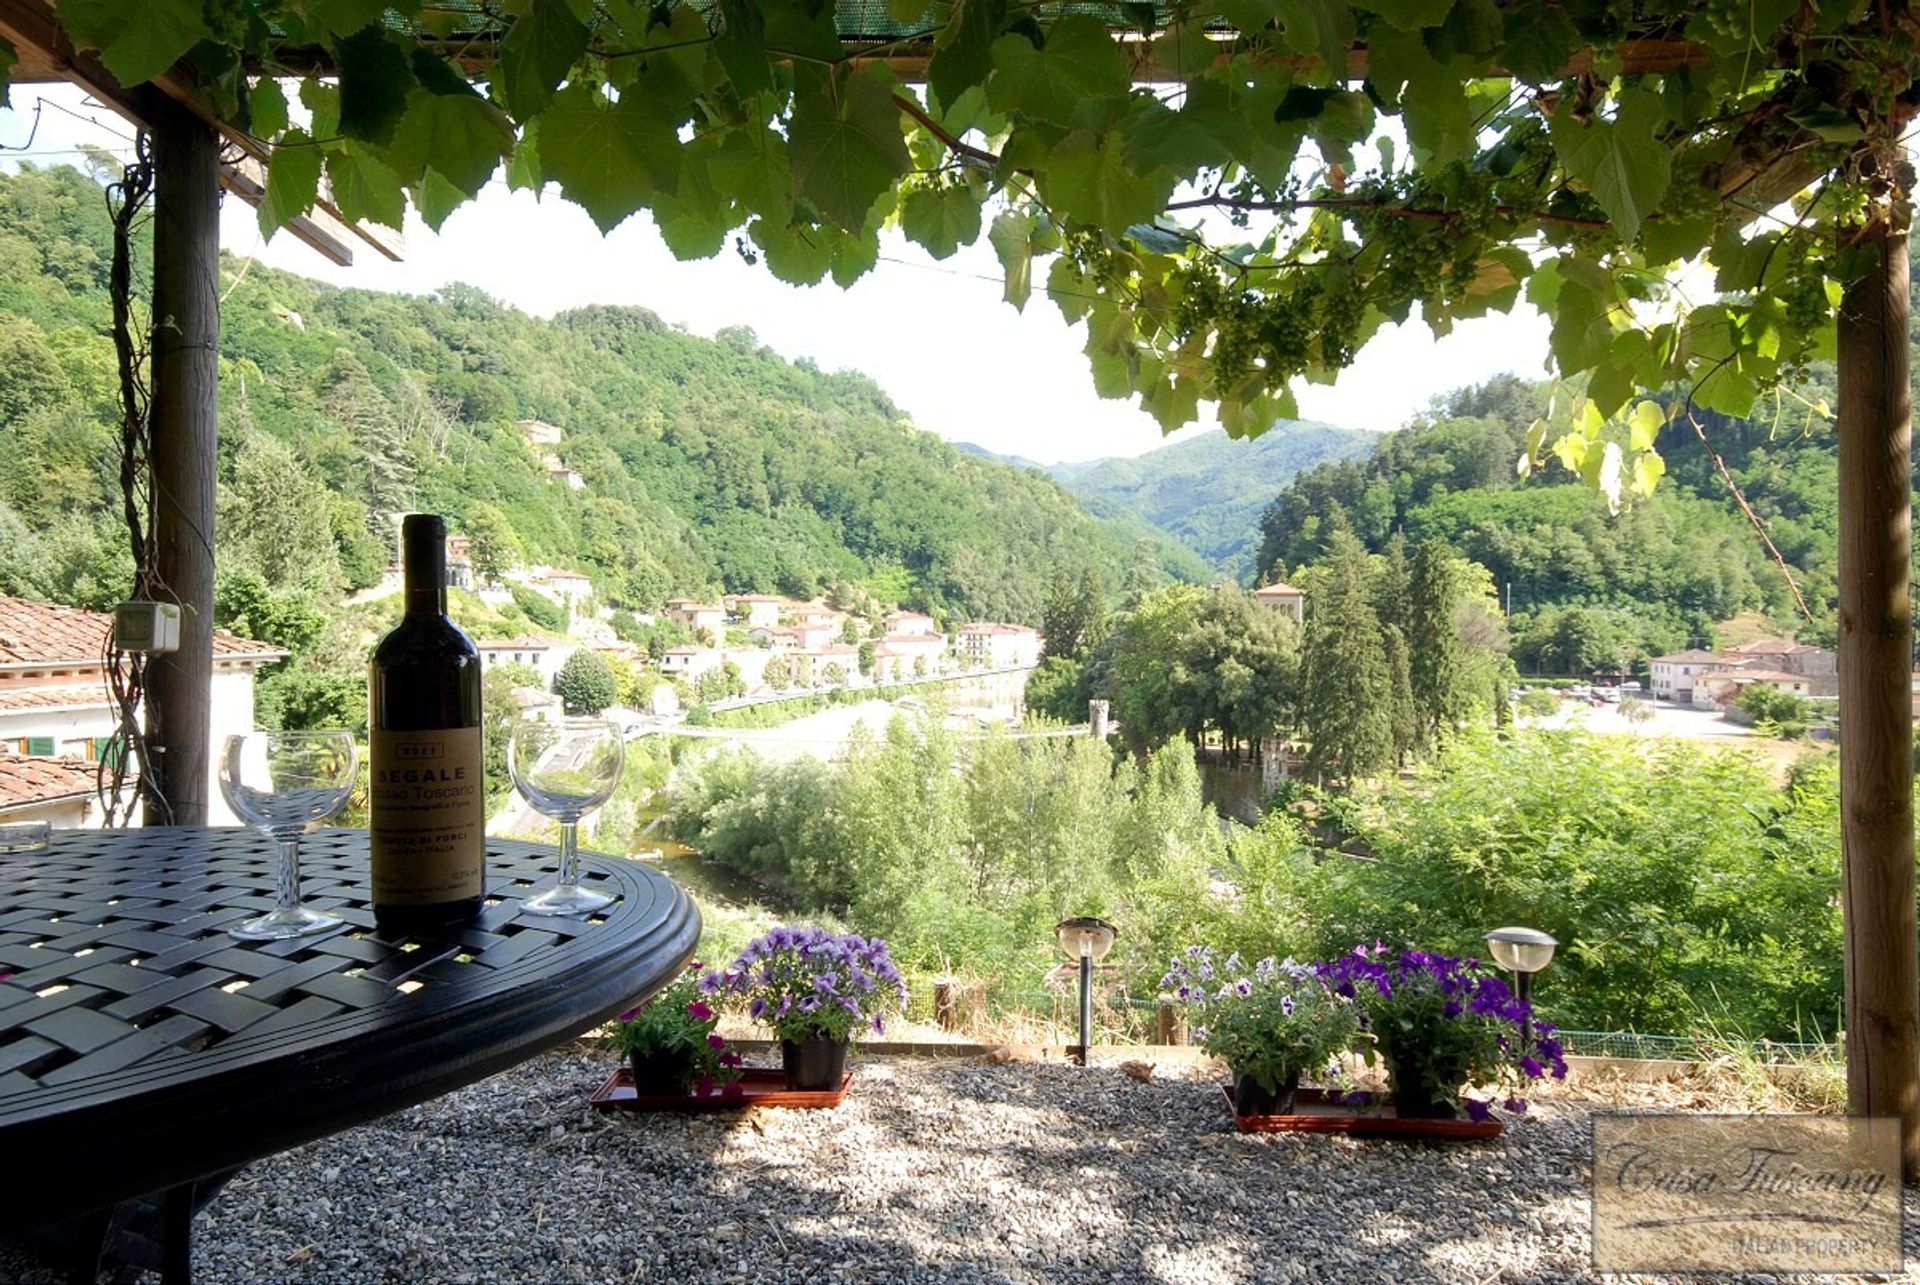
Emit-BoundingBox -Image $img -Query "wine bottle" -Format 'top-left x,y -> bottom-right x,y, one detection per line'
369,513 -> 485,933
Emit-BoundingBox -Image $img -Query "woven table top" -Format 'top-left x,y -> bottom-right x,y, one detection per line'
0,826 -> 699,1226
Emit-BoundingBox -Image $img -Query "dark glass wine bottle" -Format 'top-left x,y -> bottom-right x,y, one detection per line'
368,513 -> 485,933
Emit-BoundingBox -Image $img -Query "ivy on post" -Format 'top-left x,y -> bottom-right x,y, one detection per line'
18,0 -> 1920,1171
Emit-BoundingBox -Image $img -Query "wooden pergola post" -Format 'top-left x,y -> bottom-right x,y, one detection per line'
143,99 -> 222,826
1835,144 -> 1920,1177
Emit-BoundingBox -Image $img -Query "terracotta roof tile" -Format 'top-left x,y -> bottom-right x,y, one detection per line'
0,596 -> 286,666
0,753 -> 96,809
0,684 -> 111,713
1253,582 -> 1304,596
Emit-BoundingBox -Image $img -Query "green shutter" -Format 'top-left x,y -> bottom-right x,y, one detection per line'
25,736 -> 54,756
98,735 -> 126,770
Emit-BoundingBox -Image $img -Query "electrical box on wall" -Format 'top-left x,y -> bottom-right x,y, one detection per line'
114,601 -> 180,654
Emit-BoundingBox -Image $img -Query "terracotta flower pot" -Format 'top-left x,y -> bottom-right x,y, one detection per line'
1231,1069 -> 1301,1117
629,1048 -> 697,1095
780,1034 -> 850,1090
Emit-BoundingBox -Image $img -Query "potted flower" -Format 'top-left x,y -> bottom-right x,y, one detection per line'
609,966 -> 744,1097
1318,944 -> 1568,1120
1162,947 -> 1357,1115
704,926 -> 909,1090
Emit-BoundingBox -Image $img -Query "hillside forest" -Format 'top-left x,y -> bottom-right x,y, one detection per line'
0,160 -> 1203,722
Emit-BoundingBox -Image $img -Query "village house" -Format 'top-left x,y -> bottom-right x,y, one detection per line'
725,594 -> 786,630
956,623 -> 1043,669
1727,638 -> 1839,695
875,632 -> 946,679
0,595 -> 287,827
475,637 -> 574,688
884,610 -> 938,636
517,418 -> 564,447
659,645 -> 723,680
665,599 -> 726,635
1251,581 -> 1306,623
810,643 -> 860,685
535,567 -> 594,601
1696,668 -> 1815,709
0,753 -> 100,829
1649,649 -> 1732,702
444,533 -> 475,589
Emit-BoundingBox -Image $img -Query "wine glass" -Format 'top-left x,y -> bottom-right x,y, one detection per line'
507,717 -> 624,916
219,730 -> 357,940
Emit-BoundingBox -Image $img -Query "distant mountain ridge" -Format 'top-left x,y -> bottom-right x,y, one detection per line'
1033,424 -> 1378,577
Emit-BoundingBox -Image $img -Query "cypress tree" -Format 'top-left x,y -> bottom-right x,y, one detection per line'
1409,538 -> 1469,749
1382,623 -> 1416,768
1301,529 -> 1393,783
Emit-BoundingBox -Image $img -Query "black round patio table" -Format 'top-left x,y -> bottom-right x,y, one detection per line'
0,826 -> 699,1281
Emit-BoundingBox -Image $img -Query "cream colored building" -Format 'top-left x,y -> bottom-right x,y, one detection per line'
0,595 -> 287,826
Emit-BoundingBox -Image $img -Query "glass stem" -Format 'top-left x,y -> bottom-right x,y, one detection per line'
559,820 -> 580,889
277,836 -> 302,912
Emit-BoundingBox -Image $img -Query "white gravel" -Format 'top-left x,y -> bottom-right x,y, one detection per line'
6,1049 -> 1918,1283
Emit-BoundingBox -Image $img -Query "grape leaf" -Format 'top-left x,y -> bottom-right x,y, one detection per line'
506,121 -> 544,192
336,25 -> 416,144
387,90 -> 514,196
1494,0 -> 1577,81
711,125 -> 796,223
498,0 -> 592,120
1276,0 -> 1357,79
412,168 -> 466,232
297,0 -> 399,36
1358,0 -> 1455,32
830,222 -> 881,286
930,0 -> 1007,114
1367,26 -> 1472,164
987,17 -> 1130,126
539,83 -> 682,232
651,155 -> 735,258
1550,89 -> 1670,243
788,67 -> 910,232
1043,129 -> 1177,237
714,0 -> 774,98
901,185 -> 983,259
259,132 -> 322,237
749,217 -> 835,285
988,211 -> 1036,310
0,38 -> 13,108
301,79 -> 342,139
326,142 -> 406,229
59,0 -> 211,87
249,78 -> 289,138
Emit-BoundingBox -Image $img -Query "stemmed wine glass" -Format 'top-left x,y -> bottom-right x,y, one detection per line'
219,730 -> 357,940
507,717 -> 624,916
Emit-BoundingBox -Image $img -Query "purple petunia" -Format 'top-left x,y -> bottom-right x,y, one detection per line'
687,1000 -> 714,1021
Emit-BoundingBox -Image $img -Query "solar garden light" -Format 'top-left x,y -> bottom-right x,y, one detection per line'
1055,917 -> 1117,1067
1485,926 -> 1558,1048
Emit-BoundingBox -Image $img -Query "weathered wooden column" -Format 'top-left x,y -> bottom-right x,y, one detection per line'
1835,144 -> 1920,1178
144,102 -> 222,826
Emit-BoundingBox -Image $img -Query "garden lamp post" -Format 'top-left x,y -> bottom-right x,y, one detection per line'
1055,917 -> 1117,1066
1485,926 -> 1558,1050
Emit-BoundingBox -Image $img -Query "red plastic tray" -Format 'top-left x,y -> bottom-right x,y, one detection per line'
1222,1086 -> 1503,1139
591,1066 -> 852,1111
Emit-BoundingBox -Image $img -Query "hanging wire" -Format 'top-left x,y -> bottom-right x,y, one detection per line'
97,134 -> 171,827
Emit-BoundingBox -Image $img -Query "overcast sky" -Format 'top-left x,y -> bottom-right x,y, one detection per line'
1,83 -> 1551,464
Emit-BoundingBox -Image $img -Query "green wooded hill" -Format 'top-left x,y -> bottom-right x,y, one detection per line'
0,162 -> 1204,629
1042,424 -> 1377,577
1256,374 -> 1865,671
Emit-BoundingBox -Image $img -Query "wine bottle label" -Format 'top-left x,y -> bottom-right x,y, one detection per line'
369,726 -> 485,904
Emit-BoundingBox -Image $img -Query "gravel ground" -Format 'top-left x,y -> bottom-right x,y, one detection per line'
6,1050 -> 1918,1284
